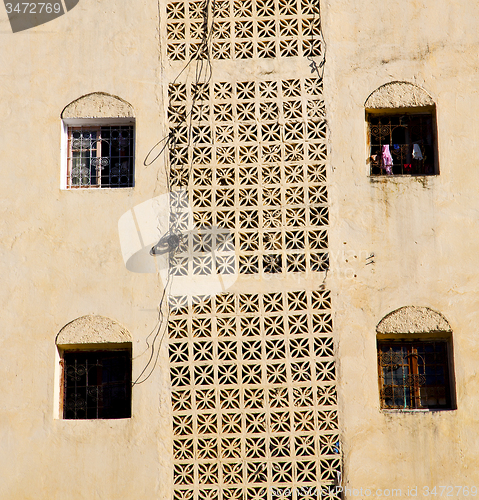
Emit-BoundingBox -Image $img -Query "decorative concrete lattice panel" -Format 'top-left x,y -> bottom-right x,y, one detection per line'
168,77 -> 328,276
166,0 -> 323,61
168,290 -> 340,500
165,0 -> 339,493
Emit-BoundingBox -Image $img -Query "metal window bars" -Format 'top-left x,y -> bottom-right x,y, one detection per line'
369,114 -> 436,176
63,350 -> 131,419
67,125 -> 134,188
377,341 -> 451,410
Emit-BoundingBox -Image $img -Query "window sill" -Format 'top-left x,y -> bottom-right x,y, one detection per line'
60,416 -> 132,421
369,174 -> 438,178
369,174 -> 439,185
61,186 -> 135,191
381,408 -> 455,413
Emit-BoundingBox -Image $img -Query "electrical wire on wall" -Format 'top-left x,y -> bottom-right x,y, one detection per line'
306,0 -> 326,79
133,0 -> 216,385
135,0 -> 327,385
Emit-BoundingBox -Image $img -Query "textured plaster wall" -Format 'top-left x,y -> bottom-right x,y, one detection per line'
1,0 -> 479,498
376,306 -> 451,335
0,1 -> 172,499
323,0 -> 479,493
56,315 -> 132,344
365,82 -> 435,109
62,92 -> 135,118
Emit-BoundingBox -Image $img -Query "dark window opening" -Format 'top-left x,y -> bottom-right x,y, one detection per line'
368,113 -> 437,176
67,125 -> 134,188
377,340 -> 452,410
63,350 -> 131,419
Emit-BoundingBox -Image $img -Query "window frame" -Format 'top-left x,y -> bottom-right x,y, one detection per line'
59,344 -> 132,420
61,117 -> 135,190
366,106 -> 439,177
377,337 -> 454,411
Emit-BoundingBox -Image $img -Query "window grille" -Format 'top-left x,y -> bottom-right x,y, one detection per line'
368,113 -> 436,176
377,340 -> 451,410
67,125 -> 134,188
63,350 -> 131,419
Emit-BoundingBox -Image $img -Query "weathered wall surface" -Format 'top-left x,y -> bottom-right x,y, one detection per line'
1,0 -> 479,498
323,0 -> 479,493
62,92 -> 135,118
0,1 -> 172,498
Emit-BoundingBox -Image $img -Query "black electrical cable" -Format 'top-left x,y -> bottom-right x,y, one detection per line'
134,0 -> 216,385
136,0 -> 326,384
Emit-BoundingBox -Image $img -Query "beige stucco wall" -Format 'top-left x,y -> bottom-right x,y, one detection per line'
323,0 -> 479,493
1,0 -> 479,498
0,1 -> 172,498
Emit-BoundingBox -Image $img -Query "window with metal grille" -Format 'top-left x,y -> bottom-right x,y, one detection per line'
67,125 -> 134,188
368,112 -> 437,176
377,340 -> 452,410
63,350 -> 131,419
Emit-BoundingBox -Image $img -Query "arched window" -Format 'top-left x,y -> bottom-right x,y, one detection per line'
376,306 -> 454,410
56,315 -> 132,419
61,92 -> 135,189
365,82 -> 438,176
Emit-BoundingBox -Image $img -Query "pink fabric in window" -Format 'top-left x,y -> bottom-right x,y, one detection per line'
381,145 -> 393,175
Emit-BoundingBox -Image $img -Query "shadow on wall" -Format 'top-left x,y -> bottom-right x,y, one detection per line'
118,192 -> 239,301
5,0 -> 80,33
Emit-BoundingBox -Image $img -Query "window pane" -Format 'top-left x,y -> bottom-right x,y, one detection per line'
67,126 -> 134,188
378,340 -> 451,410
63,350 -> 131,419
369,113 -> 436,176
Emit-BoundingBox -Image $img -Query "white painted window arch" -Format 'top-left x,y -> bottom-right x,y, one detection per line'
60,93 -> 135,189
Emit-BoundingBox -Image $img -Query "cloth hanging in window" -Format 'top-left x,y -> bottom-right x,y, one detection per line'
381,145 -> 393,175
412,143 -> 423,160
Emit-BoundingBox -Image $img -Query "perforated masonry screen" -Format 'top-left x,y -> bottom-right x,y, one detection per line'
168,291 -> 340,500
165,0 -> 338,491
166,0 -> 322,61
368,113 -> 436,176
168,78 -> 327,277
377,340 -> 451,410
63,350 -> 131,419
67,125 -> 134,188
